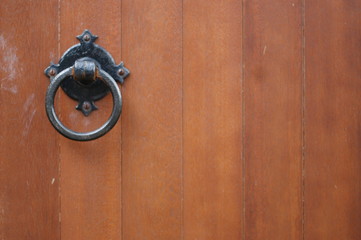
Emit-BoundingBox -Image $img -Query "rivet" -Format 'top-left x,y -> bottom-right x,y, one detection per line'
82,101 -> 91,111
49,68 -> 56,76
118,69 -> 125,76
83,34 -> 90,42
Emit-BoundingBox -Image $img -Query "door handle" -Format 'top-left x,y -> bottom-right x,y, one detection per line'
44,30 -> 129,141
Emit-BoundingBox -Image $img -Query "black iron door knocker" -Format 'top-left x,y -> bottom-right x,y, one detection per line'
44,30 -> 129,141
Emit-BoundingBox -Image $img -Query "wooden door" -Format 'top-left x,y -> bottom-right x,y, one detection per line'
1,1 -> 360,240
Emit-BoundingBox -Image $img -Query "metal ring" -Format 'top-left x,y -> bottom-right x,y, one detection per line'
45,67 -> 122,141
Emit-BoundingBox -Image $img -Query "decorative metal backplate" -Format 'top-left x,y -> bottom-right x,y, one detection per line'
44,30 -> 129,116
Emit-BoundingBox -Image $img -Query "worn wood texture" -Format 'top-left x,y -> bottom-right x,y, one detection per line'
2,1 -> 361,240
244,1 -> 303,239
304,1 -> 361,239
121,0 -> 183,239
58,1 -> 122,239
0,1 -> 60,239
183,1 -> 243,239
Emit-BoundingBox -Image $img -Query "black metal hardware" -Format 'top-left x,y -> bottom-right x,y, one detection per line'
45,30 -> 129,116
44,30 -> 129,141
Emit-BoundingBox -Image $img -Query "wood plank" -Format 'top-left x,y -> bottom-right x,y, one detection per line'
243,1 -> 303,239
59,1 -> 122,239
183,1 -> 243,239
0,1 -> 60,239
121,0 -> 182,239
304,1 -> 361,239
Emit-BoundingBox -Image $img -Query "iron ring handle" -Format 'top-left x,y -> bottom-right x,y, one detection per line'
45,66 -> 122,141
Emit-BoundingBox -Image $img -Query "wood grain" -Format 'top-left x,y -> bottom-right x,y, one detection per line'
121,0 -> 183,239
0,1 -> 60,239
59,1 -> 122,239
243,1 -> 303,239
183,1 -> 243,239
304,1 -> 361,239
2,2 -> 361,240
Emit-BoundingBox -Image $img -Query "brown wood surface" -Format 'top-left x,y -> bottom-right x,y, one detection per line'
121,0 -> 183,239
58,1 -> 122,239
244,1 -> 303,239
1,1 -> 361,240
304,1 -> 361,239
183,1 -> 243,239
0,1 -> 60,239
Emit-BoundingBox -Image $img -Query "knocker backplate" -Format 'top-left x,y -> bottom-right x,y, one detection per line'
44,30 -> 129,115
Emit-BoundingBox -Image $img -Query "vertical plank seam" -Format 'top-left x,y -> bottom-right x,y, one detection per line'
301,0 -> 306,239
57,0 -> 62,239
120,0 -> 124,239
241,0 -> 246,240
181,0 -> 184,239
